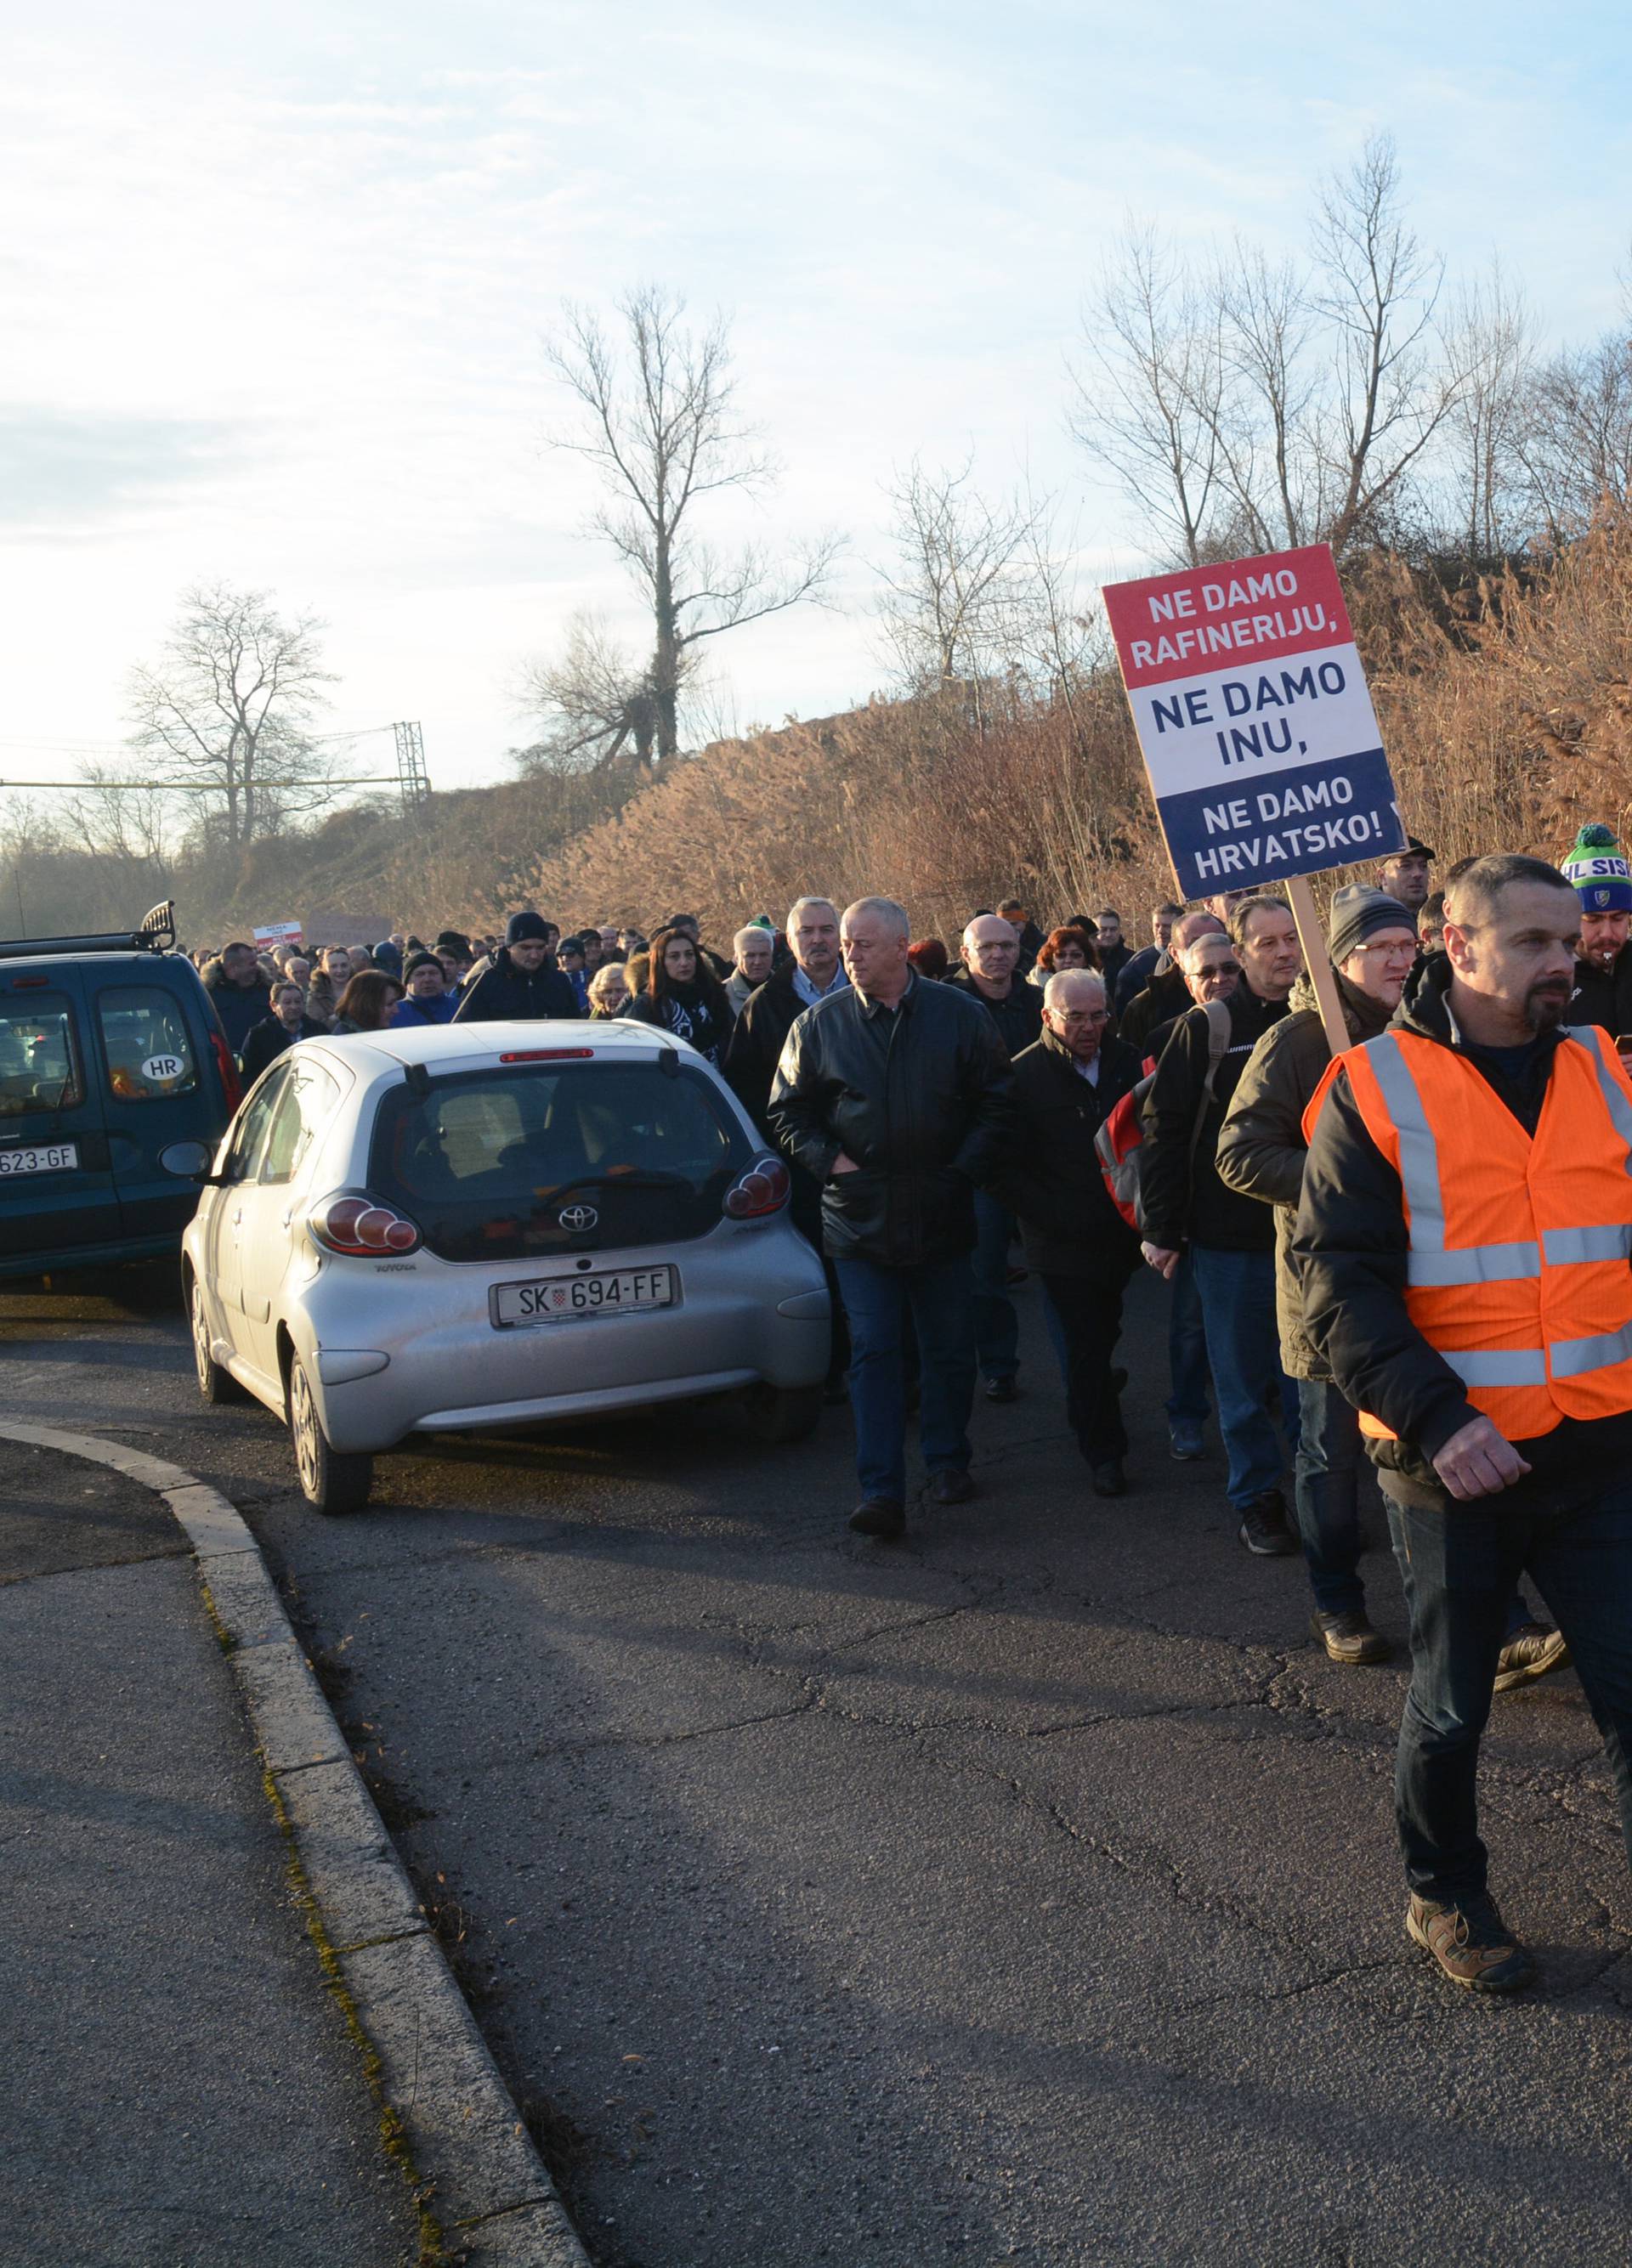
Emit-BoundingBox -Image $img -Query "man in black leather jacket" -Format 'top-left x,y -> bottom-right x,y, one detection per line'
769,896 -> 1012,1539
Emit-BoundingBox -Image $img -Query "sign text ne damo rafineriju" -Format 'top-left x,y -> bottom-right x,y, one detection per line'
1101,544 -> 1405,899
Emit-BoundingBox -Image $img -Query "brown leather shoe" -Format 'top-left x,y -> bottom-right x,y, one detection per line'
1405,1892 -> 1535,1993
848,1497 -> 904,1538
1493,1621 -> 1570,1693
926,1467 -> 976,1505
1312,1610 -> 1392,1666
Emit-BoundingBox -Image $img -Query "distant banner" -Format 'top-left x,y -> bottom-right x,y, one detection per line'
252,920 -> 304,948
1102,543 -> 1406,898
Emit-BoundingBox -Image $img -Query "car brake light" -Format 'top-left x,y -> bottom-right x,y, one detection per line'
210,1027 -> 241,1111
309,1191 -> 422,1255
498,1048 -> 595,1063
723,1155 -> 791,1219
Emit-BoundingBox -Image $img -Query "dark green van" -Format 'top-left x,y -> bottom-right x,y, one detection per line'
0,903 -> 240,1279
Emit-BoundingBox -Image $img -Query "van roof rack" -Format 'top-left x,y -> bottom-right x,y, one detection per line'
0,899 -> 177,964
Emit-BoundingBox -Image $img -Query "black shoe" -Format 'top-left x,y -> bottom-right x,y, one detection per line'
983,1376 -> 1019,1404
927,1467 -> 976,1505
1238,1489 -> 1296,1556
1169,1427 -> 1206,1461
1091,1460 -> 1128,1498
1493,1621 -> 1570,1693
849,1497 -> 904,1538
1406,1892 -> 1536,1993
1311,1609 -> 1391,1666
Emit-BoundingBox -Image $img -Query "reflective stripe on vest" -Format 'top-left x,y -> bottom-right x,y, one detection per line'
1341,1026 -> 1632,1442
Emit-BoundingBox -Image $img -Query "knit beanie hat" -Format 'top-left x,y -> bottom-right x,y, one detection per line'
403,951 -> 444,981
1327,885 -> 1415,965
506,910 -> 550,945
1561,823 -> 1632,913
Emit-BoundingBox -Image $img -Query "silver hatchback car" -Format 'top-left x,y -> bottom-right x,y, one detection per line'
179,1021 -> 830,1510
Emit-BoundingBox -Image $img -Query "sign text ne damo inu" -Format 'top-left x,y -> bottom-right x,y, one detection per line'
1101,543 -> 1406,898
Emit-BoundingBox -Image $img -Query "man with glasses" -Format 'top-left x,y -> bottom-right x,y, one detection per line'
993,970 -> 1143,1496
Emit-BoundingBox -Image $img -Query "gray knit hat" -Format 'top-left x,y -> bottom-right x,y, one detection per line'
1327,885 -> 1415,965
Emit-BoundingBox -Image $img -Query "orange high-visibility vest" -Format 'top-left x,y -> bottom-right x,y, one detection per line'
1302,1024 -> 1632,1441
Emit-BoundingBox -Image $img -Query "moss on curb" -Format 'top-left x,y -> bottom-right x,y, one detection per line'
259,1759 -> 448,2268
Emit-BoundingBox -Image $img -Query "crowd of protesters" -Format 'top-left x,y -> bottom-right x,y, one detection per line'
184,817 -> 1632,1996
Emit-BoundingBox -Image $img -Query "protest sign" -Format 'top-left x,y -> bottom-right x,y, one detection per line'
1102,543 -> 1405,900
252,920 -> 304,950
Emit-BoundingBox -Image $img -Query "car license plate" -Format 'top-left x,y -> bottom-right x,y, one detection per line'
492,1264 -> 677,1328
0,1142 -> 78,1178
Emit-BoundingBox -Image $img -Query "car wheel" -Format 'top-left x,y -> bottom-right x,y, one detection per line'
287,1354 -> 374,1514
189,1275 -> 246,1405
737,1380 -> 824,1445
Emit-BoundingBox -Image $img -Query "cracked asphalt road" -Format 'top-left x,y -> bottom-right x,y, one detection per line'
4,1263 -> 1630,2265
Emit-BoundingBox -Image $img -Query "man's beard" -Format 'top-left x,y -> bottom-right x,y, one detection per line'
1526,980 -> 1572,1032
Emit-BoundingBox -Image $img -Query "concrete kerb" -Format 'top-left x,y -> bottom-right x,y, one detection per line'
0,1420 -> 592,2268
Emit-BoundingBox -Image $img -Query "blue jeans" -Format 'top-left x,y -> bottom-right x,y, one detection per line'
971,1189 -> 1019,1382
1165,1249 -> 1211,1437
1386,1481 -> 1632,1902
1189,1245 -> 1296,1509
1295,1377 -> 1369,1617
833,1254 -> 978,1503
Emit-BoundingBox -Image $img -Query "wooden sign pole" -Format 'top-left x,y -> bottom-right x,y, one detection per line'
1285,873 -> 1350,1058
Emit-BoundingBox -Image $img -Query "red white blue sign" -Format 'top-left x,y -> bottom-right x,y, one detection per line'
1102,543 -> 1406,899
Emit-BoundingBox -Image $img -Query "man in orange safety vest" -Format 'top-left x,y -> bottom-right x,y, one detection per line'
1295,852 -> 1632,1993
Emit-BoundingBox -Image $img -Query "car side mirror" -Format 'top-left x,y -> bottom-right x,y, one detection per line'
159,1140 -> 217,1181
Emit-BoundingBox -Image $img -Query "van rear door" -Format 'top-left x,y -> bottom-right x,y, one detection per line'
0,966 -> 121,1258
91,973 -> 218,1241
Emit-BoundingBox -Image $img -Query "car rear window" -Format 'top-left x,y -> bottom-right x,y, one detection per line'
367,1059 -> 755,1262
97,985 -> 200,1102
0,991 -> 82,1117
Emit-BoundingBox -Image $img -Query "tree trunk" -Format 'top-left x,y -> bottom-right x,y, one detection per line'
653,535 -> 680,763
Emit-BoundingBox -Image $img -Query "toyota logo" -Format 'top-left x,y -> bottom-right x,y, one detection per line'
558,1203 -> 599,1231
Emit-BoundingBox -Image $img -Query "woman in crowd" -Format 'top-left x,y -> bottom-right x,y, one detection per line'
330,969 -> 404,1034
1027,925 -> 1099,987
304,946 -> 353,1026
625,923 -> 734,1064
907,938 -> 949,980
587,962 -> 632,1017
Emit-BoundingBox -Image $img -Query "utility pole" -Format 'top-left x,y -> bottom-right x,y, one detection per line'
393,721 -> 431,817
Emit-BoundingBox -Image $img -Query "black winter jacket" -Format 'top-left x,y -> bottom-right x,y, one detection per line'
1293,954 -> 1632,1509
1114,943 -> 1162,1012
1567,946 -> 1632,1038
1118,965 -> 1191,1053
989,1030 -> 1142,1281
768,975 -> 1012,1267
722,964 -> 817,1129
452,951 -> 581,1022
239,1012 -> 326,1084
1139,984 -> 1290,1252
944,967 -> 1044,1059
203,964 -> 274,1056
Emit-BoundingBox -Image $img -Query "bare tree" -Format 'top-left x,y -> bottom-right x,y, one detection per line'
126,583 -> 337,848
1517,330 -> 1632,546
1071,226 -> 1225,567
1441,262 -> 1535,559
545,286 -> 842,763
1312,134 -> 1461,549
515,613 -> 665,774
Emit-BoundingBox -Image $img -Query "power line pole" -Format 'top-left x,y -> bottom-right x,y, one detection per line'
394,721 -> 431,817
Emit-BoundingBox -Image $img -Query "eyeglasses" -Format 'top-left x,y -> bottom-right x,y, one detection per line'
1056,1009 -> 1109,1027
1195,960 -> 1242,980
1353,939 -> 1418,961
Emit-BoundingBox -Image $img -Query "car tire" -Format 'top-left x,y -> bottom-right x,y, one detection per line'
287,1354 -> 374,1514
737,1380 -> 824,1445
189,1274 -> 247,1405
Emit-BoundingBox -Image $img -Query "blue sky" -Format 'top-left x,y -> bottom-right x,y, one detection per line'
2,1 -> 1629,791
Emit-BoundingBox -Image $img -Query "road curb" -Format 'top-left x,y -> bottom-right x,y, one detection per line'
0,1420 -> 591,2268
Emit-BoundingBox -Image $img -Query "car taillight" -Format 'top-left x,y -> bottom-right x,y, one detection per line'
723,1155 -> 791,1219
211,1027 -> 241,1111
309,1191 -> 422,1255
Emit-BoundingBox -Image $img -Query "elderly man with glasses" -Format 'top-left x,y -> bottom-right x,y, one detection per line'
992,969 -> 1144,1496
